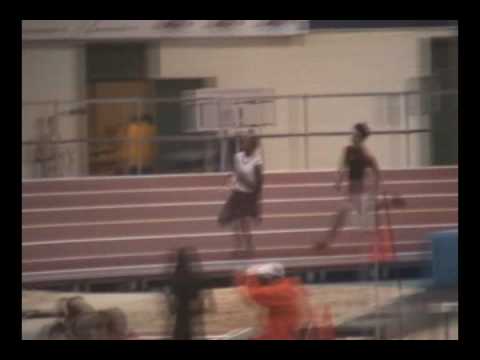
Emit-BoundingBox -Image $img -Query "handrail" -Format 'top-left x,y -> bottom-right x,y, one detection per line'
21,128 -> 431,146
21,89 -> 458,107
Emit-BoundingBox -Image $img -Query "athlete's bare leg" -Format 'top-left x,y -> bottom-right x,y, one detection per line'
376,194 -> 406,210
240,218 -> 254,255
315,207 -> 349,251
314,191 -> 360,252
232,221 -> 243,256
315,193 -> 406,252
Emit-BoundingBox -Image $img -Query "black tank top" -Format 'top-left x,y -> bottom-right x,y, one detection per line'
345,146 -> 370,181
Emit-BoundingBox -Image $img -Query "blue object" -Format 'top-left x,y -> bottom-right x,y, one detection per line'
430,229 -> 458,287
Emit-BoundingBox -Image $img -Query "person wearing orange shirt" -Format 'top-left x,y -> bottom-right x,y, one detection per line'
236,263 -> 312,340
122,115 -> 157,175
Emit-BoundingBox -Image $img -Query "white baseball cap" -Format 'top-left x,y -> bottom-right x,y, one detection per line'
246,263 -> 285,278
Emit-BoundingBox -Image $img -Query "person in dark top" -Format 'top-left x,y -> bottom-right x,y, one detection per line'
315,123 -> 405,250
165,247 -> 214,340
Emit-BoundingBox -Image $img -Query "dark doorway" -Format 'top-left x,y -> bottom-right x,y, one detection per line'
153,78 -> 217,173
85,43 -> 151,175
430,36 -> 458,166
154,78 -> 214,134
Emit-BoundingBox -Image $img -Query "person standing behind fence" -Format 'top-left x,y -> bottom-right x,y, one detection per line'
218,132 -> 264,257
29,296 -> 129,340
122,114 -> 157,175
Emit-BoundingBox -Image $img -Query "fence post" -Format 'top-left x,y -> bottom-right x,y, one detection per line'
374,257 -> 381,339
303,95 -> 309,170
398,279 -> 404,339
199,102 -> 209,173
403,94 -> 411,168
52,101 -> 60,177
136,99 -> 142,175
218,99 -> 227,172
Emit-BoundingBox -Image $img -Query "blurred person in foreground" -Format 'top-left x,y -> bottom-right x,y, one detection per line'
315,123 -> 406,251
27,296 -> 129,340
165,247 -> 215,340
218,132 -> 264,257
235,263 -> 313,340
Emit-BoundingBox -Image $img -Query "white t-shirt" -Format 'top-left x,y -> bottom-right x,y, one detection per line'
233,151 -> 263,193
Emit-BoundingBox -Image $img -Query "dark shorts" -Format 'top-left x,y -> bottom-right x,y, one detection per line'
218,190 -> 260,226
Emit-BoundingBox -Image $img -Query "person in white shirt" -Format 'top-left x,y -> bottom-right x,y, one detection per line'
218,133 -> 264,256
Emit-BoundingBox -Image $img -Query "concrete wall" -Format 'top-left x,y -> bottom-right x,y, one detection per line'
21,27 -> 457,177
147,28 -> 457,170
22,44 -> 87,178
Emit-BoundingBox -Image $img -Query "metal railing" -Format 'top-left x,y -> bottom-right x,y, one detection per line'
22,89 -> 458,178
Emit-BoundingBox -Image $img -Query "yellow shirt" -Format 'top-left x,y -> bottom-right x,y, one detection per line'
122,122 -> 157,168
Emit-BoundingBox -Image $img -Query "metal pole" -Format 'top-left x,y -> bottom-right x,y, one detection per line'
200,103 -> 210,173
235,130 -> 240,153
22,90 -> 458,112
22,128 -> 433,147
197,100 -> 203,131
374,252 -> 381,340
154,100 -> 160,174
303,96 -> 309,170
218,99 -> 227,172
404,94 -> 411,168
272,96 -> 277,130
52,101 -> 60,178
287,98 -> 293,169
372,194 -> 381,340
24,89 -> 454,107
445,312 -> 450,340
398,279 -> 404,339
136,100 -> 141,175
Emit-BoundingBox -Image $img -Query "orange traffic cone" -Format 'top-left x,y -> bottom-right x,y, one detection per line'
380,226 -> 395,262
317,305 -> 336,340
370,191 -> 399,264
370,227 -> 395,263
